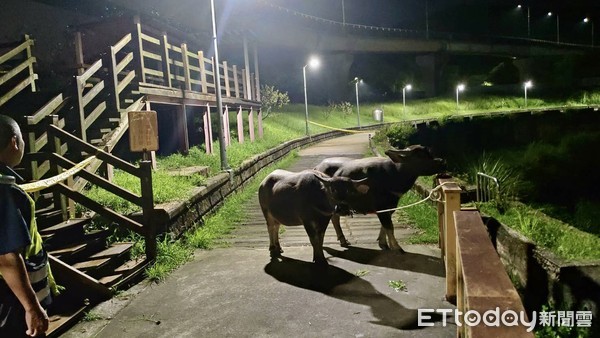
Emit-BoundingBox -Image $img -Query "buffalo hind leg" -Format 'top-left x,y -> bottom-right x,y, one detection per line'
376,212 -> 406,253
265,212 -> 283,257
331,214 -> 350,247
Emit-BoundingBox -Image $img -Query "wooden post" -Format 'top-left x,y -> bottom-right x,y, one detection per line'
181,43 -> 192,91
179,105 -> 190,154
442,181 -> 462,304
232,65 -> 240,98
133,16 -> 146,83
241,70 -> 248,100
438,197 -> 445,257
198,51 -> 208,94
223,61 -> 230,97
145,101 -> 157,170
74,32 -> 85,76
248,107 -> 255,142
161,33 -> 172,87
253,43 -> 260,101
237,106 -> 244,144
140,160 -> 156,260
223,106 -> 231,147
24,35 -> 36,92
204,103 -> 213,154
47,116 -> 67,222
243,36 -> 252,100
257,108 -> 263,138
109,44 -> 121,112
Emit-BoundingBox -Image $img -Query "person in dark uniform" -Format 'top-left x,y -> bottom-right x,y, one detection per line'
0,114 -> 56,337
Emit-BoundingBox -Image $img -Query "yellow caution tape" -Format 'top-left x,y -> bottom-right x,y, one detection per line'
18,156 -> 96,193
308,120 -> 373,134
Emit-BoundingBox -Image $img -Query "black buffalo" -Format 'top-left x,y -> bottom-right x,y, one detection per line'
258,169 -> 369,265
314,145 -> 446,253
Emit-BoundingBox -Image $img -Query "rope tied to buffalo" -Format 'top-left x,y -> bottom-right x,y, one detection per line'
374,181 -> 458,214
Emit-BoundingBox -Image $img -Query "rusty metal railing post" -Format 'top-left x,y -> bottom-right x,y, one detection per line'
140,160 -> 156,260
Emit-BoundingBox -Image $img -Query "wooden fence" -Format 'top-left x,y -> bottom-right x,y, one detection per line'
437,177 -> 534,338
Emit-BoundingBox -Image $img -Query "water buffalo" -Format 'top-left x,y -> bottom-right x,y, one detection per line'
314,145 -> 446,252
259,169 -> 369,265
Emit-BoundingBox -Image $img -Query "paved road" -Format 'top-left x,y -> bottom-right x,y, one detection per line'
63,133 -> 455,338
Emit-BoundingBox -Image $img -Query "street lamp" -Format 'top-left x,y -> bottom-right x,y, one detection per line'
584,17 -> 595,47
402,84 -> 412,114
303,56 -> 320,136
524,80 -> 533,107
517,4 -> 531,37
354,77 -> 362,127
548,12 -> 560,43
456,83 -> 465,110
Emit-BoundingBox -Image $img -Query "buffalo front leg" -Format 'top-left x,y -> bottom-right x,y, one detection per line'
376,212 -> 405,253
265,213 -> 283,257
331,214 -> 350,247
303,220 -> 329,266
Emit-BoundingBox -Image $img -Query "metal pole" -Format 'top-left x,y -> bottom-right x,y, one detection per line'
527,7 -> 531,37
303,65 -> 309,136
341,0 -> 346,26
403,88 -> 406,113
524,86 -> 528,107
355,80 -> 360,127
210,0 -> 228,170
456,87 -> 459,110
425,0 -> 430,39
557,15 -> 560,43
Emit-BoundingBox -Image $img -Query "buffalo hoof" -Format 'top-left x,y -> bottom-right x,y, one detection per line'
269,246 -> 283,258
378,242 -> 390,250
313,257 -> 329,266
339,238 -> 351,247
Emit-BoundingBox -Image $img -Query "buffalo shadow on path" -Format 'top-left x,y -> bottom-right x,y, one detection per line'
264,256 -> 444,331
324,246 -> 445,278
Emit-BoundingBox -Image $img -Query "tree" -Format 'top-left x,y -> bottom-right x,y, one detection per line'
260,85 -> 290,119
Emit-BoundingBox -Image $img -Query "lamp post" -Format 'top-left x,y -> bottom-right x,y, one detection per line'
524,80 -> 533,108
354,77 -> 362,127
584,17 -> 595,46
548,12 -> 559,43
517,4 -> 531,37
210,0 -> 228,170
402,84 -> 412,114
303,57 -> 319,136
456,83 -> 465,110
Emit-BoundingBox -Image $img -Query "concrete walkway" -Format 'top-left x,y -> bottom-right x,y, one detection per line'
63,134 -> 455,338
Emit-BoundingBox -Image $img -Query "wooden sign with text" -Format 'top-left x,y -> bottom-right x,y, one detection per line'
128,110 -> 159,152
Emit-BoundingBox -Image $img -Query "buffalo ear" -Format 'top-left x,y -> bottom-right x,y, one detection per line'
352,178 -> 370,194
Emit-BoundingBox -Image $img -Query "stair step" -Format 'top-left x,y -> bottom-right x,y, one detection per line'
46,304 -> 87,337
39,218 -> 91,234
89,243 -> 133,259
114,256 -> 146,274
99,274 -> 122,286
108,117 -> 121,123
49,243 -> 87,257
72,257 -> 111,271
124,98 -> 134,104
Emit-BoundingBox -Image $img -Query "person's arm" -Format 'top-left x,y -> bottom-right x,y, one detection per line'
0,252 -> 48,337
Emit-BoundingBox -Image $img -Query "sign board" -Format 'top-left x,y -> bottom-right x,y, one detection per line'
128,110 -> 159,152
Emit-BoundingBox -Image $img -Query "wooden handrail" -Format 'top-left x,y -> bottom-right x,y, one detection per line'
0,38 -> 33,65
47,124 -> 141,177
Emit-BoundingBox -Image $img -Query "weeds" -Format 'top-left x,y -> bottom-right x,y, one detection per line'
388,280 -> 407,292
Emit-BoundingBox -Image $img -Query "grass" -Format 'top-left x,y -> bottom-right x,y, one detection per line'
396,190 -> 439,244
479,202 -> 600,261
388,280 -> 407,292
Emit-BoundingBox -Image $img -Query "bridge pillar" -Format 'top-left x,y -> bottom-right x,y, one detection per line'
415,53 -> 447,97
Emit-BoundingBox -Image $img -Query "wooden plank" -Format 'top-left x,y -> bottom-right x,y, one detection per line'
0,39 -> 33,65
142,50 -> 162,61
117,70 -> 135,94
84,101 -> 106,130
89,243 -> 132,259
161,34 -> 172,87
113,33 -> 132,53
78,59 -> 102,84
49,243 -> 87,257
0,57 -> 35,86
51,153 -> 143,206
223,61 -> 230,97
34,133 -> 47,152
441,180 -> 461,303
82,80 -> 105,108
145,68 -> 163,77
0,74 -> 36,107
37,161 -> 50,179
233,65 -> 240,98
55,183 -> 145,235
72,257 -> 111,271
116,52 -> 134,74
140,32 -> 160,45
27,94 -> 64,125
48,255 -> 112,300
198,50 -> 208,93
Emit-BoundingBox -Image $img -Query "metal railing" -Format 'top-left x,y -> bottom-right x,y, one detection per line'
476,172 -> 499,202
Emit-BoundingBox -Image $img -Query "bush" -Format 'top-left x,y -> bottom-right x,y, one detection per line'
385,123 -> 416,149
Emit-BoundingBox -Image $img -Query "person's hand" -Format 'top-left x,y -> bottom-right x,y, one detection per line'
25,305 -> 49,337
